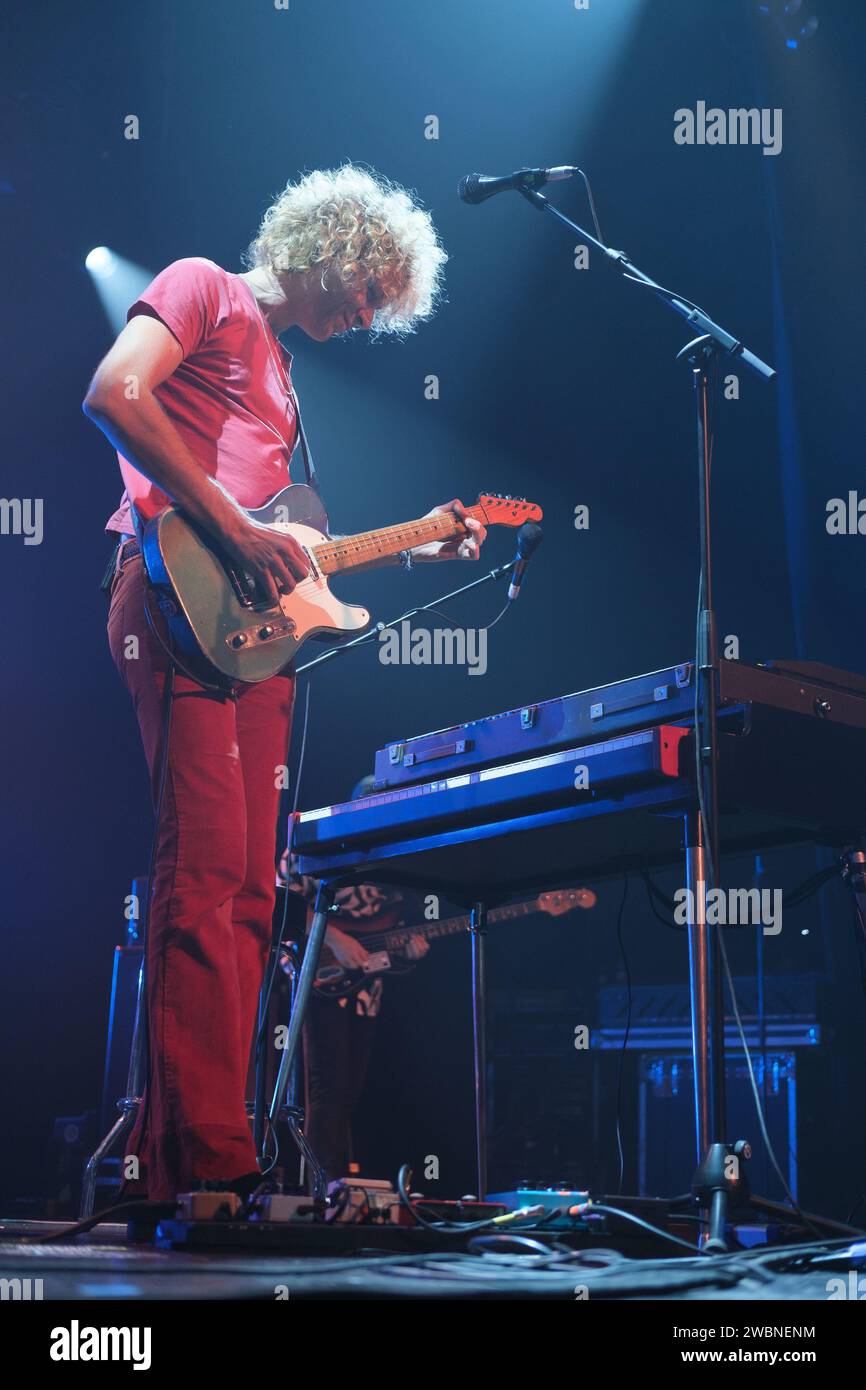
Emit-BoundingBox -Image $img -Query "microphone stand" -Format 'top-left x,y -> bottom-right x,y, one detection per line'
296,559 -> 516,675
516,184 -> 776,1248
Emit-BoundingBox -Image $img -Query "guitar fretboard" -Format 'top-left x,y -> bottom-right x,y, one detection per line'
375,897 -> 542,954
312,503 -> 488,575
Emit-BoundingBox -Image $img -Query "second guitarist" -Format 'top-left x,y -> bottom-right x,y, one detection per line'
281,778 -> 429,1183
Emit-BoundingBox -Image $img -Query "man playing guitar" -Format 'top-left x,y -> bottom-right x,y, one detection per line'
84,165 -> 487,1202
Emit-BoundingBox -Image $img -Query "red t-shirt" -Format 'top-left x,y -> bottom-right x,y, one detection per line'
105,257 -> 299,534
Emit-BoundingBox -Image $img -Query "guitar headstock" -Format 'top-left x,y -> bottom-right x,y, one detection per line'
537,888 -> 597,916
476,494 -> 543,527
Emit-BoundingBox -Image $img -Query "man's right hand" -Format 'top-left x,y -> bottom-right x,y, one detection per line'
222,519 -> 311,606
325,927 -> 371,971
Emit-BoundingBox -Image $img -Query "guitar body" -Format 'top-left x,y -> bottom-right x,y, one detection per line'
313,951 -> 417,999
142,484 -> 371,684
314,932 -> 420,999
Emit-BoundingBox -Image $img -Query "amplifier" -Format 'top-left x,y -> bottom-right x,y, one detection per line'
638,1052 -> 799,1203
595,976 -> 821,1051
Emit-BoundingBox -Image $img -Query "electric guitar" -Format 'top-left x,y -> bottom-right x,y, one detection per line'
142,484 -> 543,684
298,888 -> 596,1000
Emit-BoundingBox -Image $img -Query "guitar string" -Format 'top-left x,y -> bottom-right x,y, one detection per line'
274,514 -> 467,600
270,512 -> 485,600
309,500 -> 536,566
320,896 -> 579,957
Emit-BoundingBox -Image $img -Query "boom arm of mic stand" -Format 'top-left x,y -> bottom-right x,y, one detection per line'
295,560 -> 515,676
517,187 -> 776,382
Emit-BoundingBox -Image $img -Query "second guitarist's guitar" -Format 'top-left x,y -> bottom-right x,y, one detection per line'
291,888 -> 596,1000
142,485 -> 542,684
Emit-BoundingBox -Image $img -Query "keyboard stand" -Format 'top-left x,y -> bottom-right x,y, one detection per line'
266,880 -> 334,1203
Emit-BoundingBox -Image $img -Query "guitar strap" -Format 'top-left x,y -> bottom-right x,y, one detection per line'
254,291 -> 322,502
290,388 -> 321,498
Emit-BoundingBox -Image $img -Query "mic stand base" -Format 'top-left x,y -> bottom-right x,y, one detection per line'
692,1141 -> 752,1253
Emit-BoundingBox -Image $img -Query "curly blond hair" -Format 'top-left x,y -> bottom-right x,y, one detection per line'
246,164 -> 447,336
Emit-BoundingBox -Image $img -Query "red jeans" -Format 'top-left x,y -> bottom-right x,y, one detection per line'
107,553 -> 294,1199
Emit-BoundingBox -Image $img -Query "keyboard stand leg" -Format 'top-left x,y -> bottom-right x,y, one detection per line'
470,901 -> 489,1199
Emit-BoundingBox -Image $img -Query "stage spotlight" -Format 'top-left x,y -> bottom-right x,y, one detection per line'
85,246 -> 116,277
85,248 -> 154,334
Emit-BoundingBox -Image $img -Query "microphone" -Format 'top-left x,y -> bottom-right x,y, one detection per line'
507,522 -> 543,602
458,167 -> 577,205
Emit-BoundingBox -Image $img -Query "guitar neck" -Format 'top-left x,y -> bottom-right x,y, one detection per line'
380,897 -> 541,952
312,503 -> 489,576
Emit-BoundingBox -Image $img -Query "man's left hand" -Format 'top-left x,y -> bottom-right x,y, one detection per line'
412,498 -> 487,562
403,933 -> 430,961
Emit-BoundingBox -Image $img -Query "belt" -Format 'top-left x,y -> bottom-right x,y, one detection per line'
102,534 -> 142,595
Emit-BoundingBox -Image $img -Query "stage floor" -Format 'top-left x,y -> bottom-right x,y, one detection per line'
0,1218 -> 856,1300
